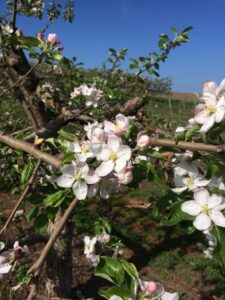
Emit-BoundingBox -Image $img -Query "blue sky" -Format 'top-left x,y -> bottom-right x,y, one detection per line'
1,0 -> 225,92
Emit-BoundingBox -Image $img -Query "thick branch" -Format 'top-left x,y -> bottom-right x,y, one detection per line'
0,132 -> 61,168
28,197 -> 78,276
0,159 -> 41,235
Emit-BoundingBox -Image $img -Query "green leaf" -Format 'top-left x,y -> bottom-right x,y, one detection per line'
33,213 -> 49,234
17,36 -> 41,48
62,151 -> 75,164
25,207 -> 39,222
212,226 -> 225,269
21,160 -> 35,184
94,256 -> 124,285
99,286 -> 131,300
161,201 -> 193,226
44,190 -> 67,207
50,52 -> 64,61
185,124 -> 200,141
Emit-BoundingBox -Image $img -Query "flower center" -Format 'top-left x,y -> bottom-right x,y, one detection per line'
201,204 -> 210,214
109,152 -> 118,161
115,122 -> 122,132
74,173 -> 82,181
206,104 -> 217,114
184,176 -> 193,188
81,143 -> 89,153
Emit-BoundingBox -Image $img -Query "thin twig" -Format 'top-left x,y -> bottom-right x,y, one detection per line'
0,61 -> 40,98
0,159 -> 42,235
28,197 -> 78,276
11,126 -> 33,136
0,132 -> 61,168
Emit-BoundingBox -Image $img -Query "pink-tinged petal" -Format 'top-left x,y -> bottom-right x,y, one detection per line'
77,162 -> 89,177
194,188 -> 210,205
0,263 -> 11,275
193,213 -> 211,230
215,106 -> 225,123
203,81 -> 217,95
117,145 -> 132,161
104,121 -> 116,134
210,210 -> 225,227
115,159 -> 126,173
61,164 -> 76,175
86,169 -> 100,184
200,114 -> 215,132
181,200 -> 201,216
217,79 -> 225,97
98,145 -> 111,161
72,181 -> 87,200
108,135 -> 121,151
208,194 -> 222,209
195,104 -> 206,115
96,160 -> 114,177
116,114 -> 129,127
195,109 -> 210,124
56,175 -> 74,188
172,186 -> 187,194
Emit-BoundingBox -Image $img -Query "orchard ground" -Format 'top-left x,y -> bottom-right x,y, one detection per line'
0,96 -> 224,300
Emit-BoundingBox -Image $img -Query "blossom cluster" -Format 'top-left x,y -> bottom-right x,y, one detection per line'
37,32 -> 64,51
70,83 -> 104,107
55,114 -> 139,200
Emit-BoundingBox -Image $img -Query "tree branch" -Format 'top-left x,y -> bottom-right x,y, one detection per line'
11,0 -> 18,31
0,132 -> 61,168
28,197 -> 78,276
0,159 -> 42,235
151,138 -> 225,153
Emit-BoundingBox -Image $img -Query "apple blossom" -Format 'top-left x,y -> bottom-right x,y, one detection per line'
47,33 -> 61,45
161,291 -> 179,300
56,161 -> 99,200
69,141 -> 97,162
96,136 -> 131,177
194,80 -> 225,132
172,161 -> 209,194
136,131 -> 152,148
139,279 -> 164,296
104,113 -> 129,136
96,231 -> 110,244
181,188 -> 225,231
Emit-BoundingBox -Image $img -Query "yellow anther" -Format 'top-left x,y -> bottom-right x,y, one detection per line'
109,152 -> 118,161
206,105 -> 217,114
201,204 -> 210,214
74,173 -> 82,181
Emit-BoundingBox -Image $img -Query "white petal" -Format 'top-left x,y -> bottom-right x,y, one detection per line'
208,194 -> 222,208
117,145 -> 132,161
72,181 -> 87,200
98,145 -> 111,161
115,159 -> 126,173
56,175 -> 74,188
108,135 -> 121,151
210,210 -> 225,227
181,200 -> 201,216
195,109 -> 209,124
193,213 -> 211,230
171,186 -> 187,194
194,188 -> 210,205
217,79 -> 225,97
215,106 -> 225,123
85,169 -> 100,184
0,263 -> 11,275
161,292 -> 179,300
96,160 -> 114,177
61,164 -> 76,175
200,114 -> 215,132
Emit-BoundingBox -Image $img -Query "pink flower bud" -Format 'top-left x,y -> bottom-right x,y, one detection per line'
37,31 -> 43,40
47,33 -> 61,46
57,46 -> 64,51
137,131 -> 152,148
146,281 -> 157,293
